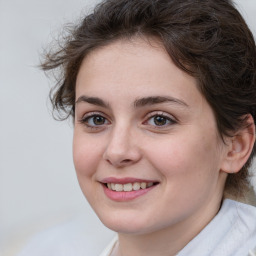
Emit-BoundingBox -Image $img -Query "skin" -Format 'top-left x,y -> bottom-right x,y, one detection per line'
73,37 -> 233,256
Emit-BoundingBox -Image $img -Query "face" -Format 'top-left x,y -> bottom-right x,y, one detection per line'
73,38 -> 228,235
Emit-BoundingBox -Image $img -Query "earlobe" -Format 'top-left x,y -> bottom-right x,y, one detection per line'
221,115 -> 255,174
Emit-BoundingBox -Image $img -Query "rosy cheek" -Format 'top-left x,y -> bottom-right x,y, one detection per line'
73,143 -> 101,179
73,140 -> 88,173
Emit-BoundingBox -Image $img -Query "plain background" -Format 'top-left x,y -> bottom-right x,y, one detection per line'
0,0 -> 256,255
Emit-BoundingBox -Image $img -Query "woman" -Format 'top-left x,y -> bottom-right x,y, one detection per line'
40,0 -> 256,255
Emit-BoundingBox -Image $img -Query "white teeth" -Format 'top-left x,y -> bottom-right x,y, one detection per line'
123,183 -> 132,192
133,182 -> 140,191
140,182 -> 146,189
106,182 -> 156,192
115,184 -> 123,192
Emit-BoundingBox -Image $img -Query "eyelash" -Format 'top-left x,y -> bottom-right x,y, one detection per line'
78,111 -> 177,130
143,112 -> 177,129
79,112 -> 110,130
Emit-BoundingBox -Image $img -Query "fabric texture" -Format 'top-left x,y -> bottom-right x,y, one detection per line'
99,237 -> 117,256
177,199 -> 256,256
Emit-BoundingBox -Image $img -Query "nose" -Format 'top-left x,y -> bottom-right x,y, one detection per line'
103,125 -> 142,168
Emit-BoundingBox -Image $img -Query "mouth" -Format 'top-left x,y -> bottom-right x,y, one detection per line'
104,181 -> 158,192
100,178 -> 159,201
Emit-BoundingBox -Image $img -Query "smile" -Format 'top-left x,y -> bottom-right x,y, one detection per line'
106,182 -> 154,192
101,178 -> 159,201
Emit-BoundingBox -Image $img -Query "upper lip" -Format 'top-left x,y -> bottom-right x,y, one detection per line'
100,177 -> 159,184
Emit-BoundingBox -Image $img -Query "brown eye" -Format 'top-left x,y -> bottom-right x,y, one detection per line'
80,114 -> 109,127
154,116 -> 167,126
93,116 -> 106,125
145,113 -> 176,128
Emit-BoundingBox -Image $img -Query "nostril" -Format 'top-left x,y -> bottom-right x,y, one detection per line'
115,159 -> 132,167
105,158 -> 131,167
121,159 -> 131,163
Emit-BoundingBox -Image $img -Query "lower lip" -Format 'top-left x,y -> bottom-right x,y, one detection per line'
102,184 -> 156,202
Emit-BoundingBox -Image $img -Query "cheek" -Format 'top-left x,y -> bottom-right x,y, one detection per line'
145,131 -> 221,181
72,132 -> 105,205
73,132 -> 101,179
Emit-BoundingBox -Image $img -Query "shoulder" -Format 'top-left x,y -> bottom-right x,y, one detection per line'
221,198 -> 256,219
221,199 -> 256,231
217,199 -> 256,255
178,199 -> 256,256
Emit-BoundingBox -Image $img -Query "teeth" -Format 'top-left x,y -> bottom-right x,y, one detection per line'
115,184 -> 123,192
133,182 -> 140,191
123,183 -> 133,192
140,182 -> 146,189
106,182 -> 155,192
147,182 -> 153,188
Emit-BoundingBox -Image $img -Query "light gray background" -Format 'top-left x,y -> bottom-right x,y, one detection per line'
0,0 -> 256,255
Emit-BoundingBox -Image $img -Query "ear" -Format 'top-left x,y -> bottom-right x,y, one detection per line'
220,115 -> 255,174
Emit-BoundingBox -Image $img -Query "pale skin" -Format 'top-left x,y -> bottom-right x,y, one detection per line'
73,37 -> 255,256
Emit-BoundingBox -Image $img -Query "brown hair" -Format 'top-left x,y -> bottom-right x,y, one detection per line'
41,0 -> 256,198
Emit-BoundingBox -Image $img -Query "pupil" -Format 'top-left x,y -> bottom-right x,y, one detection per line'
154,116 -> 166,126
94,116 -> 104,125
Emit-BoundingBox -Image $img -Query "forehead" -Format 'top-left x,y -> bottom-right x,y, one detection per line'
76,37 -> 201,104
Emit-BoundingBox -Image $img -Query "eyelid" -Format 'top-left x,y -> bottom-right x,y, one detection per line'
144,111 -> 176,120
80,111 -> 106,119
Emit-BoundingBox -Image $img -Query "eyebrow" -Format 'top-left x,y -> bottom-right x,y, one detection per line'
134,96 -> 188,108
75,96 -> 109,108
75,95 -> 188,109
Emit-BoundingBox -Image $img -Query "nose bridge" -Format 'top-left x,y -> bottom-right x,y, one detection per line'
111,122 -> 131,149
103,120 -> 140,167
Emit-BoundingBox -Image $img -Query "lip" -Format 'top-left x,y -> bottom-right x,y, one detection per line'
100,177 -> 159,202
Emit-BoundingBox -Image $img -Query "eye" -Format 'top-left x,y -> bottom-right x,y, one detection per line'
144,112 -> 176,128
79,112 -> 110,128
151,116 -> 169,126
87,115 -> 106,126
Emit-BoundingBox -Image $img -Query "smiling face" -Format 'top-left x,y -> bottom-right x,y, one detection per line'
73,38 -> 229,235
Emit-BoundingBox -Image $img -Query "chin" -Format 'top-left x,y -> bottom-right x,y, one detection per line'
97,210 -> 167,236
96,210 -> 152,234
